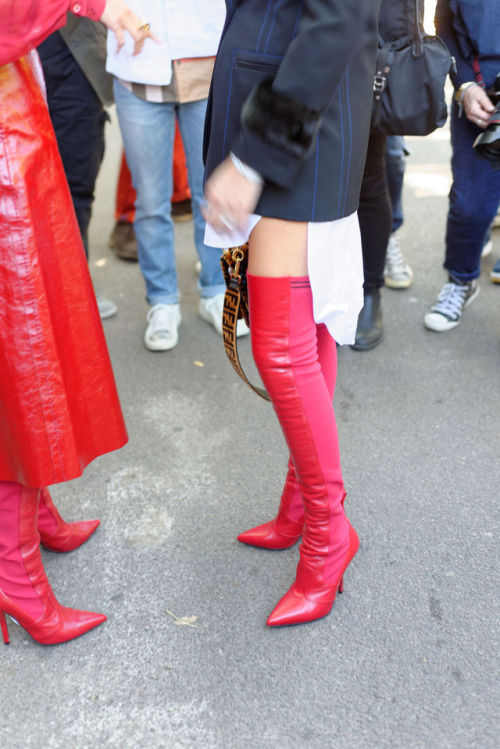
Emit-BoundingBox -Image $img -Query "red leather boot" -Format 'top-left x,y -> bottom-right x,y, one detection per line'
38,487 -> 100,553
237,324 -> 338,549
0,481 -> 106,645
237,458 -> 303,549
247,275 -> 359,626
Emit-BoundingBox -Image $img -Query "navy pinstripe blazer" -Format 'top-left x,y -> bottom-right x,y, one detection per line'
204,0 -> 381,222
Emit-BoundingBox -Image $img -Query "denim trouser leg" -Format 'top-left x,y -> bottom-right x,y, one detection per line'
385,135 -> 406,234
177,100 -> 225,298
114,79 -> 178,305
445,102 -> 500,282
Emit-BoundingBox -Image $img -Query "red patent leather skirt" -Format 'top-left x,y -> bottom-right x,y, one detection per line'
0,55 -> 127,488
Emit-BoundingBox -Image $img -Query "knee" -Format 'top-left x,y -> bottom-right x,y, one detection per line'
448,188 -> 488,225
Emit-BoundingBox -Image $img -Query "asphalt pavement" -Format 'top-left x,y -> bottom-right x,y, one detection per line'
0,112 -> 498,749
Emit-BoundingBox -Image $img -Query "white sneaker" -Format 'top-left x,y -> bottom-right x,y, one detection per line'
96,295 -> 118,320
424,279 -> 479,332
481,238 -> 493,258
384,234 -> 413,289
199,292 -> 250,337
144,304 -> 181,351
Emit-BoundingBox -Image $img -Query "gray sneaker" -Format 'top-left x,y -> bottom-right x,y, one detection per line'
424,279 -> 479,332
96,295 -> 118,320
384,234 -> 413,289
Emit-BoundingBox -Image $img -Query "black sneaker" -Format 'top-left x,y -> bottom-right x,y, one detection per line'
424,278 -> 479,332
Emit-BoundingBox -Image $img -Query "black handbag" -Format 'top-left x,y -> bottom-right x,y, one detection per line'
371,0 -> 455,136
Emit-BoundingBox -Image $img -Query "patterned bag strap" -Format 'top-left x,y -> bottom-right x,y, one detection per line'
221,246 -> 270,402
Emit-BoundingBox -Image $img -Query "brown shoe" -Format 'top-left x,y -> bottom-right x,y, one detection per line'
108,221 -> 138,261
171,198 -> 193,223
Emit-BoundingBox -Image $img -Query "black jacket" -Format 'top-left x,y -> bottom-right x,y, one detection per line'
204,0 -> 380,222
378,0 -> 422,44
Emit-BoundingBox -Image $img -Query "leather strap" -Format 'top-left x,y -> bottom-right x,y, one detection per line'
221,247 -> 270,402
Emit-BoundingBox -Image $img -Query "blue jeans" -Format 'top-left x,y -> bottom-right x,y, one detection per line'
445,101 -> 500,282
385,135 -> 407,234
113,80 -> 224,304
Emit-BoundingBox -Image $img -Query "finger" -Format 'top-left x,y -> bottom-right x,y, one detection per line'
114,25 -> 125,52
132,38 -> 146,56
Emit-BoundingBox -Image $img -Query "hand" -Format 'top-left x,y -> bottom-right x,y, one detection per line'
203,158 -> 263,234
100,0 -> 159,55
462,85 -> 495,129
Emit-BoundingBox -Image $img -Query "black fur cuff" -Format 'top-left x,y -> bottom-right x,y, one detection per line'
241,79 -> 321,160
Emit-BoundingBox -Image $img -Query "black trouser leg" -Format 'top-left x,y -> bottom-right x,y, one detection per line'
38,31 -> 107,259
358,131 -> 393,292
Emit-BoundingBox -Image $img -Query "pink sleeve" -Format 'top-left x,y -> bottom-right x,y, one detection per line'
0,0 -> 106,65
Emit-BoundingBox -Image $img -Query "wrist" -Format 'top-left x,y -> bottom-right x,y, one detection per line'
454,81 -> 477,104
230,152 -> 264,187
455,82 -> 478,117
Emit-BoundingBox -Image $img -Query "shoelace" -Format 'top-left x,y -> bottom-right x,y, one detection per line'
433,282 -> 469,318
146,305 -> 178,335
386,237 -> 406,271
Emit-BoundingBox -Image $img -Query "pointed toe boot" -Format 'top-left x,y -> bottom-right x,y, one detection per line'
248,275 -> 359,628
0,482 -> 106,645
238,462 -> 303,549
38,487 -> 100,553
267,522 -> 359,626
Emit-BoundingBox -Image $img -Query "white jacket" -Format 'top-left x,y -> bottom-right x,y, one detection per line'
106,0 -> 226,85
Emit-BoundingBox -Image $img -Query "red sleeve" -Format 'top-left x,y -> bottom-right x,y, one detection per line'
0,0 -> 106,65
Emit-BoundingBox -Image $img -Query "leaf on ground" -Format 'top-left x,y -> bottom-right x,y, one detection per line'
165,609 -> 198,628
193,361 -> 204,367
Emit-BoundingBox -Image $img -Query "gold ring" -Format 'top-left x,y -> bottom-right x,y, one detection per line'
137,22 -> 150,32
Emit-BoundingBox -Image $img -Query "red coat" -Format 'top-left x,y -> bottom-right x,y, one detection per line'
0,54 -> 127,488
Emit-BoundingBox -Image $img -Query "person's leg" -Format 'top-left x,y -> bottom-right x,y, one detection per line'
385,135 -> 406,233
353,131 -> 392,350
177,99 -> 225,298
384,136 -> 413,289
115,150 -> 137,224
246,219 -> 358,626
0,481 -> 105,645
109,150 -> 139,261
425,102 -> 500,332
445,102 -> 500,282
172,121 -> 192,206
114,80 -> 181,349
38,32 -> 107,259
237,322 -> 337,549
178,99 -> 249,335
114,80 -> 178,304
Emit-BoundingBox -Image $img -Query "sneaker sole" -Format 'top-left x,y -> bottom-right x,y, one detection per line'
144,335 -> 179,351
384,276 -> 413,290
99,307 -> 118,320
424,286 -> 479,332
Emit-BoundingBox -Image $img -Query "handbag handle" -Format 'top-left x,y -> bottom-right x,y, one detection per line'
221,246 -> 270,402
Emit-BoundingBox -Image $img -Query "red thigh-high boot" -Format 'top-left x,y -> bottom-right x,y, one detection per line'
38,487 -> 100,553
0,481 -> 106,645
237,323 -> 337,549
247,275 -> 359,626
